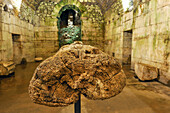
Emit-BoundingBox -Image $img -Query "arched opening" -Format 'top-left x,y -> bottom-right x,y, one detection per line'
57,5 -> 81,47
60,9 -> 77,28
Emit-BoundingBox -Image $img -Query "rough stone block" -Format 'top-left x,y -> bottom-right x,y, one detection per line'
2,11 -> 10,23
157,0 -> 170,7
0,61 -> 15,76
158,69 -> 170,86
2,23 -> 9,31
123,19 -> 133,31
123,12 -> 133,22
35,57 -> 43,62
22,42 -> 35,62
34,27 -> 39,32
0,31 -> 2,40
29,41 -> 126,107
135,63 -> 158,81
156,6 -> 169,24
135,15 -> 144,28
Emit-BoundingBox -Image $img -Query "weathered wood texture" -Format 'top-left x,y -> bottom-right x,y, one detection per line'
29,41 -> 126,107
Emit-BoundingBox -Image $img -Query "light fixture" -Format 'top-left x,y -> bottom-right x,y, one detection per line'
8,4 -> 13,9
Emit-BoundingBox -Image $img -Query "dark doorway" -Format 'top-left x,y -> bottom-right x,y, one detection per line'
12,34 -> 22,64
123,30 -> 132,65
58,5 -> 81,47
60,9 -> 75,28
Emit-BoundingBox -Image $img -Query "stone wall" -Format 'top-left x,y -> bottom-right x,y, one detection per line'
81,2 -> 105,51
104,0 -> 124,61
34,26 -> 59,58
33,1 -> 62,58
104,0 -> 170,85
33,0 -> 105,59
0,4 -> 2,60
0,0 -> 105,62
132,0 -> 170,85
0,0 -> 169,85
0,3 -> 35,64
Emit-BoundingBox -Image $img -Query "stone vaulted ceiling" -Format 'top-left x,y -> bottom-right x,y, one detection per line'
24,0 -> 119,13
95,0 -> 118,13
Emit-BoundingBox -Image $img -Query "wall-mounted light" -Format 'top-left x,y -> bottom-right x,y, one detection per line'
8,4 -> 13,10
7,4 -> 13,17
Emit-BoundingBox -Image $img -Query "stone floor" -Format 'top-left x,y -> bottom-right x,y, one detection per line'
0,63 -> 169,113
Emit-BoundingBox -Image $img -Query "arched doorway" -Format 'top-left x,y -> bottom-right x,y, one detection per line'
57,5 -> 81,47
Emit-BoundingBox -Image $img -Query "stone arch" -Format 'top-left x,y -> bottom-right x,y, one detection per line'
57,5 -> 82,29
57,5 -> 82,47
52,0 -> 86,17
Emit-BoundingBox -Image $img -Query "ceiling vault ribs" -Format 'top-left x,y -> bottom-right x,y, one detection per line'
95,0 -> 118,14
22,0 -> 120,14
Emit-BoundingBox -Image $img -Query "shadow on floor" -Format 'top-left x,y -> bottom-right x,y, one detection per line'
0,63 -> 169,113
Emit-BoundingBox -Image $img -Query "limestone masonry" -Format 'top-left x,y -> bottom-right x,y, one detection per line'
0,0 -> 169,85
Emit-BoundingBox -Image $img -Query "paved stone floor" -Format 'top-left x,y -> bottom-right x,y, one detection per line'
0,63 -> 169,113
